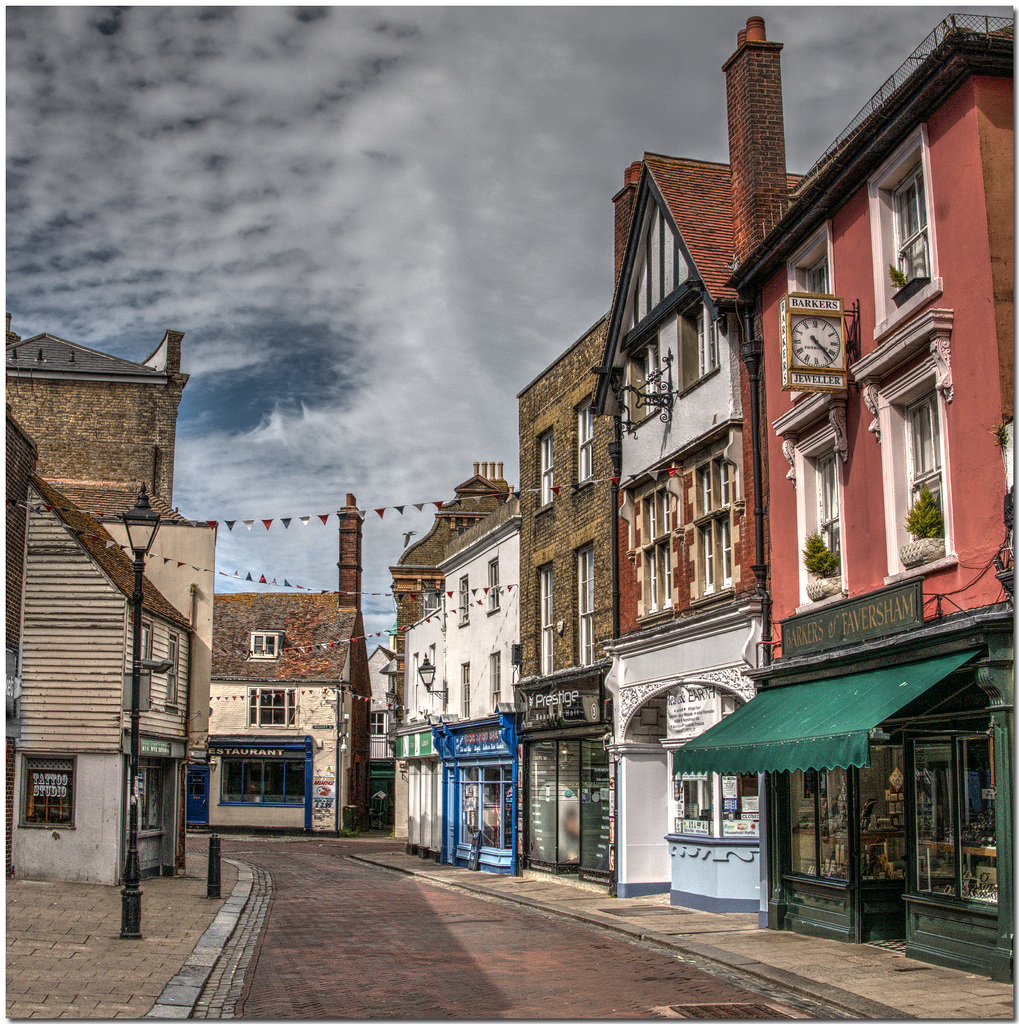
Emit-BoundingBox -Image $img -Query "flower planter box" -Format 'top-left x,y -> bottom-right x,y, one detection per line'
899,536 -> 945,569
892,277 -> 930,308
806,576 -> 842,601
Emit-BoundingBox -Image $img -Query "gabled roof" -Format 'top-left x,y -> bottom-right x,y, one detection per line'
7,333 -> 163,379
642,155 -> 737,303
212,592 -> 356,682
30,476 -> 191,631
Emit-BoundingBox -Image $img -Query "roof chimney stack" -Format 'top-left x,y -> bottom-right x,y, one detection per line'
723,16 -> 788,264
338,493 -> 363,611
612,160 -> 644,284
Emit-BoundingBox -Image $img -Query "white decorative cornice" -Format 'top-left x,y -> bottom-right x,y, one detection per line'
781,435 -> 797,487
930,331 -> 953,403
862,381 -> 881,442
850,307 -> 954,386
618,666 -> 756,740
772,392 -> 829,437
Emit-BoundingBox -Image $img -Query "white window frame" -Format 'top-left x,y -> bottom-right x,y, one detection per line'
422,588 -> 439,616
906,392 -> 944,516
787,225 -> 834,296
166,632 -> 180,706
577,402 -> 595,483
640,486 -> 673,614
790,419 -> 845,604
250,631 -> 282,659
487,558 -> 500,612
868,126 -> 942,337
458,575 -> 470,627
461,663 -> 471,719
817,452 -> 841,559
490,651 -> 501,712
577,546 -> 595,666
697,307 -> 719,377
247,687 -> 297,727
540,431 -> 555,506
849,307 -> 955,577
693,456 -> 735,600
539,565 -> 554,676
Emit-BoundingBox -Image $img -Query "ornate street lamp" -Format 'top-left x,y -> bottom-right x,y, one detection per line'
418,655 -> 447,698
120,485 -> 160,939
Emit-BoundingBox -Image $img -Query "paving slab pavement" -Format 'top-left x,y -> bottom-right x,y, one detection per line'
350,848 -> 1015,1021
6,853 -> 241,1020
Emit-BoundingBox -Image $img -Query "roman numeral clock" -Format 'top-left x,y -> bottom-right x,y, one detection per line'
779,293 -> 848,393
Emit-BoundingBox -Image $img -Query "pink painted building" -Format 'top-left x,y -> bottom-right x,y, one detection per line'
674,15 -> 1013,980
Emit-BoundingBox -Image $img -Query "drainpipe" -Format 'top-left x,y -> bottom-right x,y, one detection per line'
608,420 -> 623,641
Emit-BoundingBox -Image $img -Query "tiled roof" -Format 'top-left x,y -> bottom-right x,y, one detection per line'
43,480 -> 189,522
643,155 -> 736,303
7,333 -> 161,377
31,475 -> 191,631
212,592 -> 355,682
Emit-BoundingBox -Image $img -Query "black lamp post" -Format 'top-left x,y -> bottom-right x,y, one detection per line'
120,485 -> 160,939
418,655 -> 447,701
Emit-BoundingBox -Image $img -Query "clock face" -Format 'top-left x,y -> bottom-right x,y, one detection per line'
790,316 -> 842,368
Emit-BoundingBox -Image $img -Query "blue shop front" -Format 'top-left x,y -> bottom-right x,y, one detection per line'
433,711 -> 519,874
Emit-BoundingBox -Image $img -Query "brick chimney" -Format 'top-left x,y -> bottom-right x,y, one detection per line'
723,16 -> 788,264
338,493 -> 363,611
612,160 -> 643,284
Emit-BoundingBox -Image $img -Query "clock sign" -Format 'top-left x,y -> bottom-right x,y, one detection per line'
779,293 -> 847,393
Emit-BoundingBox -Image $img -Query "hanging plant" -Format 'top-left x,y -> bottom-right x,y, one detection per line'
888,263 -> 908,289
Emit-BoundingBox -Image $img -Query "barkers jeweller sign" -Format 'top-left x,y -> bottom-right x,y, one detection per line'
522,677 -> 601,729
781,579 -> 923,657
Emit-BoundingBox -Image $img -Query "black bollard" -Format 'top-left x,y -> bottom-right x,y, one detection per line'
207,834 -> 221,899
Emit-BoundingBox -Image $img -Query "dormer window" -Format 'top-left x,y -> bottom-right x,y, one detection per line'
250,632 -> 282,659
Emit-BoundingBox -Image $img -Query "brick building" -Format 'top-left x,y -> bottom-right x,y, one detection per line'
589,18 -> 793,908
516,315 -> 614,884
205,496 -> 372,832
6,320 -> 187,504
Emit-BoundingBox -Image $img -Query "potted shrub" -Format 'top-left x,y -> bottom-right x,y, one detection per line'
900,485 -> 945,568
803,531 -> 841,600
889,263 -> 930,308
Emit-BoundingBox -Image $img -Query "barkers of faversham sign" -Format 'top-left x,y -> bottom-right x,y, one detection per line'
780,579 -> 923,657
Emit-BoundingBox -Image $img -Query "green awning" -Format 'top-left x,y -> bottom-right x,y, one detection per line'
672,649 -> 978,776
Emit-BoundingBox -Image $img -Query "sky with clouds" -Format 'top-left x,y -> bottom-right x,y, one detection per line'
7,4 -> 1006,642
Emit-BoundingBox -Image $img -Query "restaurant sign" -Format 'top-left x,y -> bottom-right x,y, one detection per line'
780,579 -> 923,657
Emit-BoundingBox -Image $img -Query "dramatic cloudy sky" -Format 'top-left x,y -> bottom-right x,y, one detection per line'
7,5 -> 1005,641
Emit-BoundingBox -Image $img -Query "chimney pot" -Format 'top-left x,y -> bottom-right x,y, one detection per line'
497,461 -> 504,480
482,462 -> 489,478
345,493 -> 356,507
474,461 -> 480,476
737,28 -> 747,47
745,16 -> 766,42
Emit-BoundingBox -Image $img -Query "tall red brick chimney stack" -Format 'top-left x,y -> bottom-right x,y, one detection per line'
612,160 -> 643,284
338,493 -> 363,611
723,15 -> 788,265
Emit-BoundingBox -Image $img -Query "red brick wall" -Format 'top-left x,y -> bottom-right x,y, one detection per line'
724,24 -> 787,263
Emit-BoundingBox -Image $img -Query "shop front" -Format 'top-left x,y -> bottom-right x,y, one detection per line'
519,668 -> 611,884
433,711 -> 518,874
207,736 -> 314,831
134,735 -> 187,876
672,583 -> 1012,981
395,726 -> 442,859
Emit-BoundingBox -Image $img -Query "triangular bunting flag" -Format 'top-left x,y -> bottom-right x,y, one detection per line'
245,573 -> 253,581
375,508 -> 386,519
243,520 -> 254,530
300,517 -> 311,526
225,521 -> 236,531
281,518 -> 291,529
393,506 -> 404,515
414,503 -> 425,512
261,519 -> 273,530
668,467 -> 678,477
206,520 -> 218,529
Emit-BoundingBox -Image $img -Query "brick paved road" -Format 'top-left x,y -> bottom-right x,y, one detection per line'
193,836 -> 815,1020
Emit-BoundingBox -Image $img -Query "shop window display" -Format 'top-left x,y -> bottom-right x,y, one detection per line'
859,745 -> 906,881
788,768 -> 848,879
914,736 -> 996,904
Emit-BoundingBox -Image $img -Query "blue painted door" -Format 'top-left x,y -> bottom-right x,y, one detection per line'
186,766 -> 210,825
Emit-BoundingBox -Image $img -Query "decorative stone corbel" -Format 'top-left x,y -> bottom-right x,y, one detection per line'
930,329 -> 953,403
781,434 -> 797,488
862,380 -> 881,443
828,396 -> 849,462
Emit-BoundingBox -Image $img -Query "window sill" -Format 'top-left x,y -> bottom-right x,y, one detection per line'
20,822 -> 75,830
637,608 -> 673,627
486,606 -> 501,617
535,501 -> 554,516
575,477 -> 595,491
690,587 -> 735,609
884,553 -> 957,587
795,588 -> 846,615
873,278 -> 943,340
678,364 -> 722,400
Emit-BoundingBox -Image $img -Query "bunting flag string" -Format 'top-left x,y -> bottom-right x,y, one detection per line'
10,477 -> 617,532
